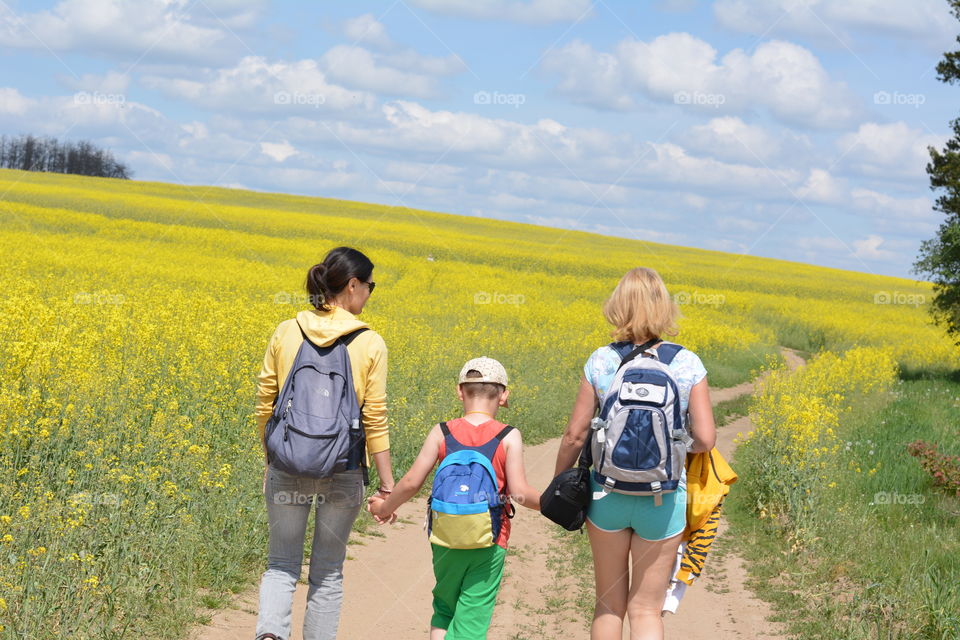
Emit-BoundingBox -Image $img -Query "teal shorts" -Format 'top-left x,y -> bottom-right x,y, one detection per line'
586,474 -> 686,541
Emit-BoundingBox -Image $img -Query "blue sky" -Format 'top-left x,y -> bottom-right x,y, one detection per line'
1,0 -> 957,278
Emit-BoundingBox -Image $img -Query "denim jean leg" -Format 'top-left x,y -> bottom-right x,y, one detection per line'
301,469 -> 363,640
256,466 -> 311,640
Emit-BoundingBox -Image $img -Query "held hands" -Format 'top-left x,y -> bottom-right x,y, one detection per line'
366,494 -> 398,525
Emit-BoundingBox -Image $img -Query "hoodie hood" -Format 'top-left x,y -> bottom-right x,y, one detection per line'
295,307 -> 369,347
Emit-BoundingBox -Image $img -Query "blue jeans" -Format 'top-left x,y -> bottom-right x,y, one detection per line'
256,464 -> 364,640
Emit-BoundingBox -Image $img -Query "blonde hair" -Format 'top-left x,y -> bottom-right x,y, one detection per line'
602,267 -> 680,343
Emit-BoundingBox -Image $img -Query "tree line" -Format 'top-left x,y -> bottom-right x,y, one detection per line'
0,134 -> 131,179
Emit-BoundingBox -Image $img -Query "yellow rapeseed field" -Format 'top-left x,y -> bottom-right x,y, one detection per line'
0,168 -> 953,638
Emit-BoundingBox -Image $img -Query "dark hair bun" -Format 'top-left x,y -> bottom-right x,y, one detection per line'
304,247 -> 374,312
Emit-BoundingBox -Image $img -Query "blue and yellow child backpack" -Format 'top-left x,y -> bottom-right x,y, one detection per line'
427,421 -> 514,549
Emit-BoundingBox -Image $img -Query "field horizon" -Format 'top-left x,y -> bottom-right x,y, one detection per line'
0,167 -> 933,285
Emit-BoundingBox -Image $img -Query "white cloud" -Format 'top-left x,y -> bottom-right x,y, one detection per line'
0,88 -> 35,116
541,40 -> 636,111
260,141 -> 298,162
0,0 -> 250,64
343,14 -> 395,50
850,188 -> 935,223
320,45 -> 462,99
853,234 -> 897,260
635,141 -> 803,194
383,161 -> 464,188
542,34 -> 862,128
58,70 -> 131,94
296,100 -> 805,200
714,215 -> 766,233
141,56 -> 376,114
797,235 -> 849,253
796,168 -> 846,204
680,116 -> 813,164
317,100 -> 619,164
714,0 -> 955,51
407,0 -> 594,24
837,121 -> 944,180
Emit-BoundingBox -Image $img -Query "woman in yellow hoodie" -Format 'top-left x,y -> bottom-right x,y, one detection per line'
253,247 -> 394,640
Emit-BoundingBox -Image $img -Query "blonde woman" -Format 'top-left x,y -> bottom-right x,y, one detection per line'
554,267 -> 716,640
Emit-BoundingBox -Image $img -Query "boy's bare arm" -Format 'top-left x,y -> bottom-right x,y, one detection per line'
503,429 -> 541,511
371,424 -> 442,519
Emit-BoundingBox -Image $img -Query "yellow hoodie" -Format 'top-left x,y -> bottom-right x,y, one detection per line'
255,307 -> 389,459
675,447 -> 737,585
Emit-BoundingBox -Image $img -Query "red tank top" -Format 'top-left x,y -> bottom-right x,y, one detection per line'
438,418 -> 512,549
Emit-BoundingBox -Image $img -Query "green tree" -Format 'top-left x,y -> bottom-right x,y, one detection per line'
915,0 -> 960,344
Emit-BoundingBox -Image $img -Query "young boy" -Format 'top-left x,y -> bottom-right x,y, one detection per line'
368,357 -> 541,640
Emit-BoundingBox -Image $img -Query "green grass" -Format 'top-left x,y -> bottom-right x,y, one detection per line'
712,393 -> 753,426
727,377 -> 960,639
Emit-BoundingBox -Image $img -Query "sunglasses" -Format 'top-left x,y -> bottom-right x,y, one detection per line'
365,280 -> 376,293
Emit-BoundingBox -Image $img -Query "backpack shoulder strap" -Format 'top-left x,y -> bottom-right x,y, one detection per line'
614,336 -> 662,371
340,327 -> 369,346
493,425 -> 514,441
655,343 -> 685,366
439,421 -> 465,456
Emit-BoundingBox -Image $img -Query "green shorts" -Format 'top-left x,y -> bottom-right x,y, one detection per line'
586,474 -> 687,541
430,543 -> 506,639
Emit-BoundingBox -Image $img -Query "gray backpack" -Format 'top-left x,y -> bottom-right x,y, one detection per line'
588,339 -> 693,505
264,320 -> 368,481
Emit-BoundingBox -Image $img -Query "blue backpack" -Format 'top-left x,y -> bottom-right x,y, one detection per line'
588,340 -> 693,505
427,422 -> 514,549
264,320 -> 368,481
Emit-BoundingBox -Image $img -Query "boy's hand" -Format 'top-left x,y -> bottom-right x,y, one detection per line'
366,496 -> 398,525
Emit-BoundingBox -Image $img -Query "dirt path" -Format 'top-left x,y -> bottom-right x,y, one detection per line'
192,348 -> 806,639
658,347 -> 805,640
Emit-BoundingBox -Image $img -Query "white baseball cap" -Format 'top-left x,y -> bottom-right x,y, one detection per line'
458,356 -> 508,387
